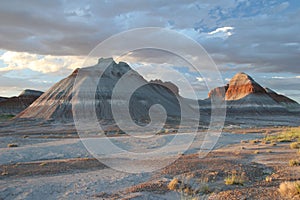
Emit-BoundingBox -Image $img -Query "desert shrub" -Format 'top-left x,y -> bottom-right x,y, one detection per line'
224,171 -> 246,185
250,140 -> 259,144
168,178 -> 180,191
199,185 -> 211,194
289,159 -> 300,167
183,186 -> 193,195
265,176 -> 273,182
1,167 -> 8,176
254,150 -> 260,154
7,143 -> 18,148
290,142 -> 300,149
278,181 -> 300,199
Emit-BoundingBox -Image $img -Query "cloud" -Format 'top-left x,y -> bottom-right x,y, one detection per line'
0,0 -> 240,56
0,74 -> 52,97
0,0 -> 299,101
196,77 -> 204,82
0,51 -> 97,75
208,27 -> 234,39
133,63 -> 209,99
0,0 -> 298,77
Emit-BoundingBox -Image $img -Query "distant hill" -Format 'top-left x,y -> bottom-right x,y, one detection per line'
14,59 -> 299,127
0,97 -> 8,103
208,72 -> 299,112
16,58 -> 196,123
0,89 -> 43,115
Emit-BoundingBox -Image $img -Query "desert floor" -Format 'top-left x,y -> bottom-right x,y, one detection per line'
0,125 -> 299,200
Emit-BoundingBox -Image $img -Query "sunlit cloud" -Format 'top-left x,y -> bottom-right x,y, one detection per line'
0,51 -> 97,75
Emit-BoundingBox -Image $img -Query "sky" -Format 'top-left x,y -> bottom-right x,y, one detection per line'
0,0 -> 299,101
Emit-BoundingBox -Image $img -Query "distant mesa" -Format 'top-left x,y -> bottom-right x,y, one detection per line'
0,89 -> 43,115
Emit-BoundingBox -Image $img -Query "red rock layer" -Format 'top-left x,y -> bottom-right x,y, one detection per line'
225,72 -> 266,100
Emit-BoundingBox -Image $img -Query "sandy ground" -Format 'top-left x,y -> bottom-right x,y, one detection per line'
0,125 -> 299,199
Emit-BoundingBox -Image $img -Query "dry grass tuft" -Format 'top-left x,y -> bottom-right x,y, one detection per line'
290,142 -> 300,149
224,171 -> 246,186
250,140 -> 260,144
168,178 -> 180,191
254,150 -> 260,154
265,176 -> 273,182
7,143 -> 18,148
278,181 -> 300,199
289,159 -> 300,167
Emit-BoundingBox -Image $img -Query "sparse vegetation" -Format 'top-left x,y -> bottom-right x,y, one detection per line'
261,140 -> 270,145
254,150 -> 260,154
263,127 -> 300,143
290,142 -> 300,149
167,173 -> 214,199
168,178 -> 180,191
250,139 -> 259,144
270,142 -> 277,146
7,143 -> 18,148
278,181 -> 300,199
224,171 -> 246,186
1,167 -> 8,176
289,159 -> 300,167
199,185 -> 211,194
265,176 -> 273,182
0,114 -> 14,121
